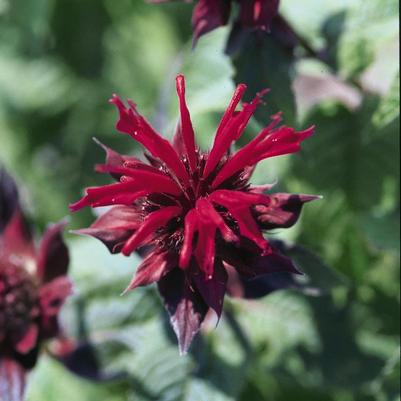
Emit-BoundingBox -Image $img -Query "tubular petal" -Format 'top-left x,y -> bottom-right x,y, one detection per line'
176,75 -> 198,172
213,125 -> 314,187
122,250 -> 176,293
214,84 -> 247,142
121,206 -> 181,256
110,95 -> 190,186
209,190 -> 270,250
179,209 -> 198,269
203,89 -> 267,178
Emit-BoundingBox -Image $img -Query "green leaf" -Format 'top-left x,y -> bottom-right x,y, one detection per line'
330,0 -> 398,79
183,379 -> 236,401
359,208 -> 400,251
232,32 -> 296,125
283,244 -> 347,293
292,99 -> 399,211
372,72 -> 400,129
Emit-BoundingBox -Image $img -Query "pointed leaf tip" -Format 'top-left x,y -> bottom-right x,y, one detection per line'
158,269 -> 208,354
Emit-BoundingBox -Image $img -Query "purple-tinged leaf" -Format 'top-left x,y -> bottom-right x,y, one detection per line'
226,264 -> 306,299
158,268 -> 208,355
220,238 -> 302,278
192,0 -> 231,46
255,193 -> 321,229
72,205 -> 141,254
191,260 -> 227,319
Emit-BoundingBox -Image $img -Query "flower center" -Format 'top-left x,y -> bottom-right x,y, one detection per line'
0,261 -> 39,341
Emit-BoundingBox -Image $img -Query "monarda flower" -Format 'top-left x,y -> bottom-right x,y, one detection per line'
70,75 -> 319,353
150,0 -> 280,44
0,169 -> 71,399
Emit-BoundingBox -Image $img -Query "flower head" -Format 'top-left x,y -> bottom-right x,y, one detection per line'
150,0 -> 280,45
0,168 -> 71,397
71,75 -> 318,353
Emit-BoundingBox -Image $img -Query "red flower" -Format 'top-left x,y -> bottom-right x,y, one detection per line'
70,75 -> 318,353
149,0 -> 280,44
0,169 -> 71,399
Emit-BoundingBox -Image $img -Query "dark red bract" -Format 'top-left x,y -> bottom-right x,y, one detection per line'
0,169 -> 71,399
71,75 -> 318,353
150,0 -> 280,44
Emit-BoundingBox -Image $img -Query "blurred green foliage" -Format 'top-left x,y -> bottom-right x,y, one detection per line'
0,0 -> 399,400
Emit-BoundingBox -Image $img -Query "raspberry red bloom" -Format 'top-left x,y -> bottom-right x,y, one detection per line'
0,169 -> 71,399
149,0 -> 280,44
70,75 -> 318,353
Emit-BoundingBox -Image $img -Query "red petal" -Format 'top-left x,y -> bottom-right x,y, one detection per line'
15,325 -> 38,355
121,206 -> 181,256
179,209 -> 198,269
93,138 -> 141,181
0,358 -> 26,401
203,89 -> 267,179
213,123 -> 313,188
214,83 -> 247,143
37,220 -> 69,283
197,198 -> 238,243
193,218 -> 216,278
109,95 -> 190,186
209,190 -> 271,250
175,75 -> 198,172
179,199 -> 238,276
70,169 -> 182,212
122,250 -> 177,293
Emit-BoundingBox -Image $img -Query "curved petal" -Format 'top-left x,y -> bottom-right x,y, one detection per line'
175,75 -> 198,172
37,220 -> 69,283
14,325 -> 38,355
109,95 -> 190,186
122,250 -> 177,293
72,206 -> 142,254
121,206 -> 181,256
93,138 -> 146,181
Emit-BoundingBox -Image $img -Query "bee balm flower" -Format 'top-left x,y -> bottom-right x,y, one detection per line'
70,75 -> 318,353
0,169 -> 71,399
